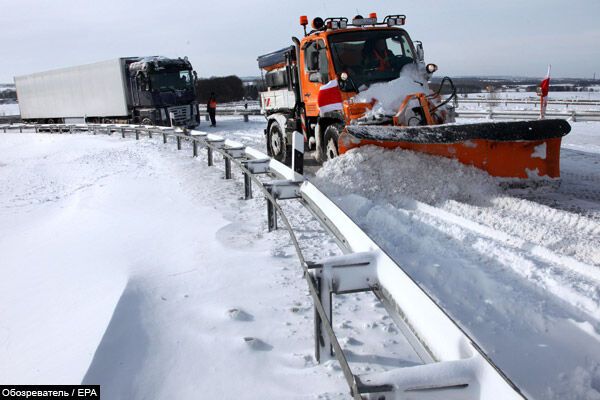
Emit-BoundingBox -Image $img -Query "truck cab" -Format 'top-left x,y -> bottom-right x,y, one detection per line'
128,56 -> 200,127
258,14 -> 429,163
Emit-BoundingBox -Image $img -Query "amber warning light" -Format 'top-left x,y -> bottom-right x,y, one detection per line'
300,15 -> 308,26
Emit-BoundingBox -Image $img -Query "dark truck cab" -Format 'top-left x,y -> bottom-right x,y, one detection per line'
127,56 -> 199,127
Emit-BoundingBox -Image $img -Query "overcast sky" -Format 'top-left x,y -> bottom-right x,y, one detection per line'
1,0 -> 599,82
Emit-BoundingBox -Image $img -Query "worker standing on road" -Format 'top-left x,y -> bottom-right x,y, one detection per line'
207,92 -> 217,127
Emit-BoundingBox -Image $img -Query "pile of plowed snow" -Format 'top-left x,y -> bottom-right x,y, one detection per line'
355,64 -> 429,116
314,145 -> 498,205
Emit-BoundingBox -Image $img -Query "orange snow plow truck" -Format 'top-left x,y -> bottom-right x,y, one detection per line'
257,13 -> 571,179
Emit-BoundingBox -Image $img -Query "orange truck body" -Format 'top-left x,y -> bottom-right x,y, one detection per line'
258,15 -> 570,179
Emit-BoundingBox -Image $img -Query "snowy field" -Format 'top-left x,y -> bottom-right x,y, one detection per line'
458,91 -> 600,112
0,126 -> 423,399
0,102 -> 19,116
1,115 -> 599,399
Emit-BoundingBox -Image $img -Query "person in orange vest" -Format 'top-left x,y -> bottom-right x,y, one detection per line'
207,92 -> 217,127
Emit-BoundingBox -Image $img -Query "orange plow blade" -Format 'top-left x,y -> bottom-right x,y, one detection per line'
340,119 -> 571,179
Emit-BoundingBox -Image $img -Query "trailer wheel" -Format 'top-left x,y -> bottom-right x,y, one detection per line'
324,124 -> 342,161
141,117 -> 154,126
268,121 -> 291,164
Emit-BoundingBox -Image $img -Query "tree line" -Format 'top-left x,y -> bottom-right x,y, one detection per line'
195,76 -> 262,104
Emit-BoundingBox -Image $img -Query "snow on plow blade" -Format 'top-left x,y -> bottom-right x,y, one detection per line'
341,119 -> 571,179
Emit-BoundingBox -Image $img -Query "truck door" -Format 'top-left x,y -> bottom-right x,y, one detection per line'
300,39 -> 330,117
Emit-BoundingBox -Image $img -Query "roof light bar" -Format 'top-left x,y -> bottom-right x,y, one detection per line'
384,14 -> 406,26
352,17 -> 377,26
325,17 -> 348,30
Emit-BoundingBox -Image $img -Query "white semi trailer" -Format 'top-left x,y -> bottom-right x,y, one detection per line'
15,56 -> 200,127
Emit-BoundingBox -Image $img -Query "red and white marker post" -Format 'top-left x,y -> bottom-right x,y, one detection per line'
538,65 -> 551,119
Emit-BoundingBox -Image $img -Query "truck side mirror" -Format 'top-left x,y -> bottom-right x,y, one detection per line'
415,41 -> 425,62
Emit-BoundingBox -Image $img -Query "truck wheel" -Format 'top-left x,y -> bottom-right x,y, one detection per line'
268,121 -> 291,164
141,117 -> 154,126
324,124 -> 342,161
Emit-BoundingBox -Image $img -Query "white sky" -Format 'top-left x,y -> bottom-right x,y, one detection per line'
1,0 -> 599,82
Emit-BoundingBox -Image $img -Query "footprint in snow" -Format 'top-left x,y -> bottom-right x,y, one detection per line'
342,337 -> 363,346
227,308 -> 254,322
243,337 -> 273,351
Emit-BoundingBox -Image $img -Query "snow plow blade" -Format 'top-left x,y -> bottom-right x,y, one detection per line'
340,119 -> 571,179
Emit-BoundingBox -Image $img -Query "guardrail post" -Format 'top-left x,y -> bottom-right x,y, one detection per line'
205,115 -> 209,122
163,132 -> 167,144
121,128 -> 125,138
193,140 -> 198,157
34,126 -> 39,133
225,157 -> 232,179
148,129 -> 153,139
243,114 -> 249,122
19,126 -> 23,133
206,138 -> 225,167
571,111 -> 577,122
314,274 -> 332,362
177,136 -> 182,150
207,147 -> 214,166
244,173 -> 252,199
241,159 -> 269,200
267,198 -> 277,231
135,129 -> 140,140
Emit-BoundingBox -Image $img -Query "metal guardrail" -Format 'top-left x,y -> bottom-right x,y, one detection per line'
457,98 -> 600,107
455,109 -> 600,121
1,123 -> 525,399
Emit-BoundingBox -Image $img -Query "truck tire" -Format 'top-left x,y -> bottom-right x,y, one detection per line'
141,117 -> 154,126
268,121 -> 291,164
324,123 -> 343,161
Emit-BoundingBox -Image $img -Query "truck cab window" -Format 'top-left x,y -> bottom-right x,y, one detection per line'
305,41 -> 319,71
329,30 -> 417,90
305,40 -> 329,83
149,70 -> 193,92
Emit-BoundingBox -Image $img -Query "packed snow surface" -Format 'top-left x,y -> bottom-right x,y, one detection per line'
312,122 -> 600,399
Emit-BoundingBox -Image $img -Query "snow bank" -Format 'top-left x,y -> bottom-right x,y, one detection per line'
314,145 -> 499,206
355,64 -> 429,116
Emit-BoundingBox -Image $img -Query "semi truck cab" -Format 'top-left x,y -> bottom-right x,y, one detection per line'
127,56 -> 199,127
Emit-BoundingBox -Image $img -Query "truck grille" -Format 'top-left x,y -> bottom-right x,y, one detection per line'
168,105 -> 190,125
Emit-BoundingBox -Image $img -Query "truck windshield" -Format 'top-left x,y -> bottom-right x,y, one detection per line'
150,70 -> 193,92
328,29 -> 416,90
